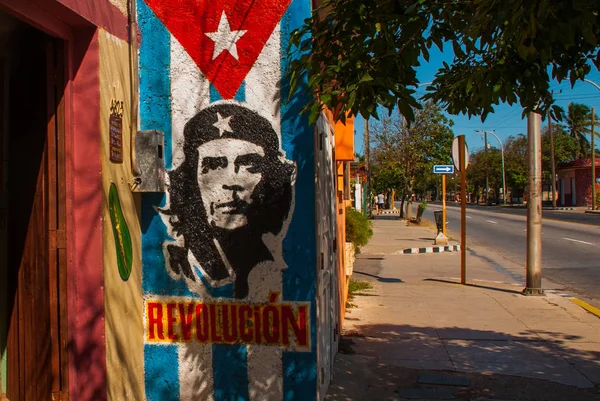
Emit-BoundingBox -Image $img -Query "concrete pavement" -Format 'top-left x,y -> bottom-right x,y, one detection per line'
422,202 -> 600,304
326,214 -> 600,401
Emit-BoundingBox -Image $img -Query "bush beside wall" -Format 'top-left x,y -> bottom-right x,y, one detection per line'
345,206 -> 373,253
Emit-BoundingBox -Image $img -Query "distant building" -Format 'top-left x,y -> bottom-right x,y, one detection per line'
556,158 -> 600,206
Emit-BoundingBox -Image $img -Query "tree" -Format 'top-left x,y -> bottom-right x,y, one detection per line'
467,147 -> 503,203
541,125 -> 578,186
564,103 -> 594,159
369,102 -> 454,217
288,0 -> 600,124
504,134 -> 528,200
465,151 -> 486,203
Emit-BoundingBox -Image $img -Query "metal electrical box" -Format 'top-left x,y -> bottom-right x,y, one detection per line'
133,130 -> 165,192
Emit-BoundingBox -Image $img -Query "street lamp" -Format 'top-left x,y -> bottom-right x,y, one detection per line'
584,79 -> 600,91
475,130 -> 507,205
583,79 -> 599,210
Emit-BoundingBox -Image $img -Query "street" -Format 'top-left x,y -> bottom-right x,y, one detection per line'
329,217 -> 600,400
417,203 -> 600,304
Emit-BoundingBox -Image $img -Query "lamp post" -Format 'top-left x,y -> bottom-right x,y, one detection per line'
584,79 -> 600,91
583,80 -> 599,210
476,130 -> 507,205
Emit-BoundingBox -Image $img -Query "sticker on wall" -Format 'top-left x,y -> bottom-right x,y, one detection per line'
109,99 -> 124,163
142,0 -> 292,99
108,183 -> 133,281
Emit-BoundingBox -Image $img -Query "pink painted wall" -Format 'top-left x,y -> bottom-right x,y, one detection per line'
575,167 -> 600,206
0,1 -> 115,399
0,0 -> 127,41
55,0 -> 128,40
67,29 -> 107,401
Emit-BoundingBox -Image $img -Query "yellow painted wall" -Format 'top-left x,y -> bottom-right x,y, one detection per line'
334,116 -> 354,161
108,0 -> 128,16
322,107 -> 355,161
99,29 -> 144,401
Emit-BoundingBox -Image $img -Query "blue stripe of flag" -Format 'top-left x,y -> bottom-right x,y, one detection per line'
280,0 -> 318,399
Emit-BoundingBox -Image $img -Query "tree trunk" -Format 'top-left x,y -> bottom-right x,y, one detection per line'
399,189 -> 406,218
405,180 -> 414,220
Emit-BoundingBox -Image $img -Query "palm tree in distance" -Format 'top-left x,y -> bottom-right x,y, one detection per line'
565,103 -> 596,159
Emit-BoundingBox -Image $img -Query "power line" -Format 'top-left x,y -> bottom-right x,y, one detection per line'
554,95 -> 600,100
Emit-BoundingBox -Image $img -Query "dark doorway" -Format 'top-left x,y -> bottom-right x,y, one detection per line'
0,10 -> 67,401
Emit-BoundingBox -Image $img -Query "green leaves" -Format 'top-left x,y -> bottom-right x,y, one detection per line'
286,0 -> 600,124
369,102 -> 454,195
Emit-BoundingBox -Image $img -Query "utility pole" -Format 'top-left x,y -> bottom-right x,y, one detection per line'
458,136 -> 467,284
365,119 -> 371,217
476,130 -> 505,205
549,111 -> 557,209
592,107 -> 596,211
484,131 -> 489,203
547,89 -> 561,209
523,112 -> 544,296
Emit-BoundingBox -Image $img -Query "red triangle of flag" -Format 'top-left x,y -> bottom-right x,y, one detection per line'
143,0 -> 293,99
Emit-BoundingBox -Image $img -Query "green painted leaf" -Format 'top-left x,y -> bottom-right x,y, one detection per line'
108,183 -> 133,281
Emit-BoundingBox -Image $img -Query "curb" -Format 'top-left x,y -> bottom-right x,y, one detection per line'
378,210 -> 399,215
544,207 -> 575,210
569,298 -> 600,319
545,291 -> 600,320
397,245 -> 461,254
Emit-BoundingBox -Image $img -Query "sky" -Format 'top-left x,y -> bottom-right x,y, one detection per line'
354,45 -> 600,156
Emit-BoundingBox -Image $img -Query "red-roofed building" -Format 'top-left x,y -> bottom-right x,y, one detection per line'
556,158 -> 600,206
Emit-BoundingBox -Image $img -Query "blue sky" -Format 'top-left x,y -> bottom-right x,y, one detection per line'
354,46 -> 600,155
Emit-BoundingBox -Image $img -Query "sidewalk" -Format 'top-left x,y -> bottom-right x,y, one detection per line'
326,214 -> 600,401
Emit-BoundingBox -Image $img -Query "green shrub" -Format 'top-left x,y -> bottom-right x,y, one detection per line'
348,279 -> 372,294
584,183 -> 600,207
346,207 -> 373,251
418,201 -> 428,214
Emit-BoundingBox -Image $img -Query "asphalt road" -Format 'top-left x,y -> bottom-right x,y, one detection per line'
416,203 -> 600,304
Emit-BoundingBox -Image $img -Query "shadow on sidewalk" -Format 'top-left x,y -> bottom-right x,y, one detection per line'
327,322 -> 600,401
353,270 -> 403,283
372,214 -> 402,221
424,278 -> 523,295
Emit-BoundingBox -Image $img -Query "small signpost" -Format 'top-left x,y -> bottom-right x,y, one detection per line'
451,135 -> 469,284
432,165 -> 454,237
433,165 -> 454,174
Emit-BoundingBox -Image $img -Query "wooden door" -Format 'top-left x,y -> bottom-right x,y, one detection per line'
4,31 -> 66,401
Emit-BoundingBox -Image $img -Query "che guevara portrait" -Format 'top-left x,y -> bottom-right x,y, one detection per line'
161,103 -> 295,299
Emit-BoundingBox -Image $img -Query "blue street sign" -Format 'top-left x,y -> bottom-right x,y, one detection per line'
433,165 -> 454,174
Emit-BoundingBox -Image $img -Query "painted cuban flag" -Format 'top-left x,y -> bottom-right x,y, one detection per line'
137,0 -> 317,400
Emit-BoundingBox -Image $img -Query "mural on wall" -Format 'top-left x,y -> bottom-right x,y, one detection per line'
161,103 -> 295,299
138,0 -> 316,399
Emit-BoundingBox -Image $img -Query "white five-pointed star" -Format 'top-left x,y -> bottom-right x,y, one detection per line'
213,113 -> 233,136
205,11 -> 247,61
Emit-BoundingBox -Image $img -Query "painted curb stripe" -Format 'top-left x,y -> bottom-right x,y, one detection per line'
399,245 -> 461,254
569,298 -> 600,319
